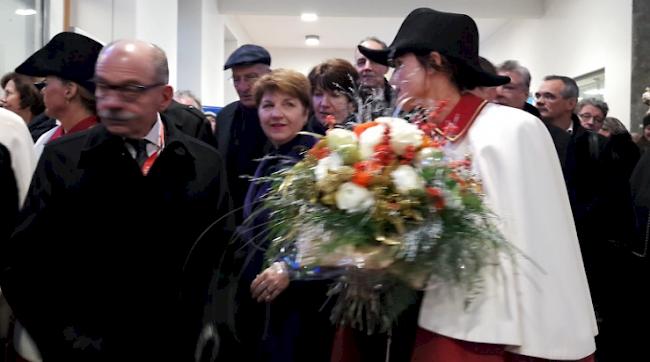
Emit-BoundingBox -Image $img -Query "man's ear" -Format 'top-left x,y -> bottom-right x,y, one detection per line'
159,85 -> 173,111
567,97 -> 578,111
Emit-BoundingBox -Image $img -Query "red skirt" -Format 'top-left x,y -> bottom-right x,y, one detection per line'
412,328 -> 595,362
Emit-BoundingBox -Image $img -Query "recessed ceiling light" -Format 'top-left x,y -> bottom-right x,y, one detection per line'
15,8 -> 37,16
301,13 -> 318,22
305,35 -> 320,46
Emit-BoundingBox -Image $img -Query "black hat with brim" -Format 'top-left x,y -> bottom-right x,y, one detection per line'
358,8 -> 509,88
224,44 -> 271,70
15,32 -> 103,93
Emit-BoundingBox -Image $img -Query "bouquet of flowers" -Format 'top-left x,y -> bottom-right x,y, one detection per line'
262,116 -> 509,334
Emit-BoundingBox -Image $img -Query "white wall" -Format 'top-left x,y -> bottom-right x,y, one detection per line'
69,0 -> 111,43
70,0 -> 178,87
481,0 -> 633,126
135,0 -> 178,87
267,47 -> 354,76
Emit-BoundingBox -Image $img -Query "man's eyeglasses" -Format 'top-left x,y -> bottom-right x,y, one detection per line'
95,81 -> 165,101
578,113 -> 604,123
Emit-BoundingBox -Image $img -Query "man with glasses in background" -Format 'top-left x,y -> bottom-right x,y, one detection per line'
1,39 -> 231,361
216,44 -> 272,221
576,98 -> 609,133
534,75 -> 638,360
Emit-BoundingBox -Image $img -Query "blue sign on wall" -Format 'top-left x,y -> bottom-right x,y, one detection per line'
202,106 -> 223,116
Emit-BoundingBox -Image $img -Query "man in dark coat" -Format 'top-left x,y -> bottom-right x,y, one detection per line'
535,75 -> 640,360
216,44 -> 272,222
354,37 -> 395,121
0,39 -> 230,361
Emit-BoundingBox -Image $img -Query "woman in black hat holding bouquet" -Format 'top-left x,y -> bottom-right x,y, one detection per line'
15,32 -> 103,159
358,8 -> 596,362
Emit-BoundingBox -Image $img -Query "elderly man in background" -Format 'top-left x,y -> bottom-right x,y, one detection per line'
576,98 -> 609,133
354,37 -> 394,120
216,44 -> 272,222
495,60 -> 540,118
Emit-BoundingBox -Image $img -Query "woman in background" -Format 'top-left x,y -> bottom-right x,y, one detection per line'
307,58 -> 359,134
202,69 -> 335,362
0,72 -> 44,125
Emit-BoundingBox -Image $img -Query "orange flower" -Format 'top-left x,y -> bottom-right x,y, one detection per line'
308,140 -> 331,159
353,121 -> 379,137
426,187 -> 442,198
351,170 -> 372,187
426,187 -> 446,210
354,160 -> 382,173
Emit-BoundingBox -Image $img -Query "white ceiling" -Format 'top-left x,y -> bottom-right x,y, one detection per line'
218,0 -> 546,49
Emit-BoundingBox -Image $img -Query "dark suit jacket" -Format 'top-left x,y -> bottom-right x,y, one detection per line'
523,102 -> 542,119
0,144 -> 18,244
163,100 -> 216,147
0,116 -> 230,361
28,113 -> 56,142
215,101 -> 271,221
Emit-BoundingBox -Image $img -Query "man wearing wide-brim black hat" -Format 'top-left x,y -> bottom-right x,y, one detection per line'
353,8 -> 597,362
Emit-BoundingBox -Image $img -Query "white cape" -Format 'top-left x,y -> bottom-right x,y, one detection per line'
418,103 -> 597,359
0,108 -> 36,205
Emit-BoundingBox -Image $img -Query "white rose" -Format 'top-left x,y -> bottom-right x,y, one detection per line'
326,128 -> 358,151
314,153 -> 343,181
335,182 -> 375,213
416,147 -> 444,167
358,124 -> 386,160
391,165 -> 425,194
384,118 -> 423,155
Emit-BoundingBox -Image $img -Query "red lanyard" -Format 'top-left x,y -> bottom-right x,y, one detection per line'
141,124 -> 165,176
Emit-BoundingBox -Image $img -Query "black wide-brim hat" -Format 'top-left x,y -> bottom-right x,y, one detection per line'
15,32 -> 103,92
358,8 -> 509,88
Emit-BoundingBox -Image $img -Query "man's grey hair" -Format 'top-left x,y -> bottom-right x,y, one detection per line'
358,36 -> 387,49
544,75 -> 579,99
497,60 -> 531,89
174,90 -> 202,109
576,98 -> 609,118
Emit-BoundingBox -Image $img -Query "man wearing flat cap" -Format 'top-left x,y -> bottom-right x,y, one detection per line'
216,44 -> 272,221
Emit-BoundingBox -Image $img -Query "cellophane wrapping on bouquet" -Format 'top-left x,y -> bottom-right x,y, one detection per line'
262,116 -> 510,334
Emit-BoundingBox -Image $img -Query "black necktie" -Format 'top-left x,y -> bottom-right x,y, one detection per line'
126,139 -> 149,168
